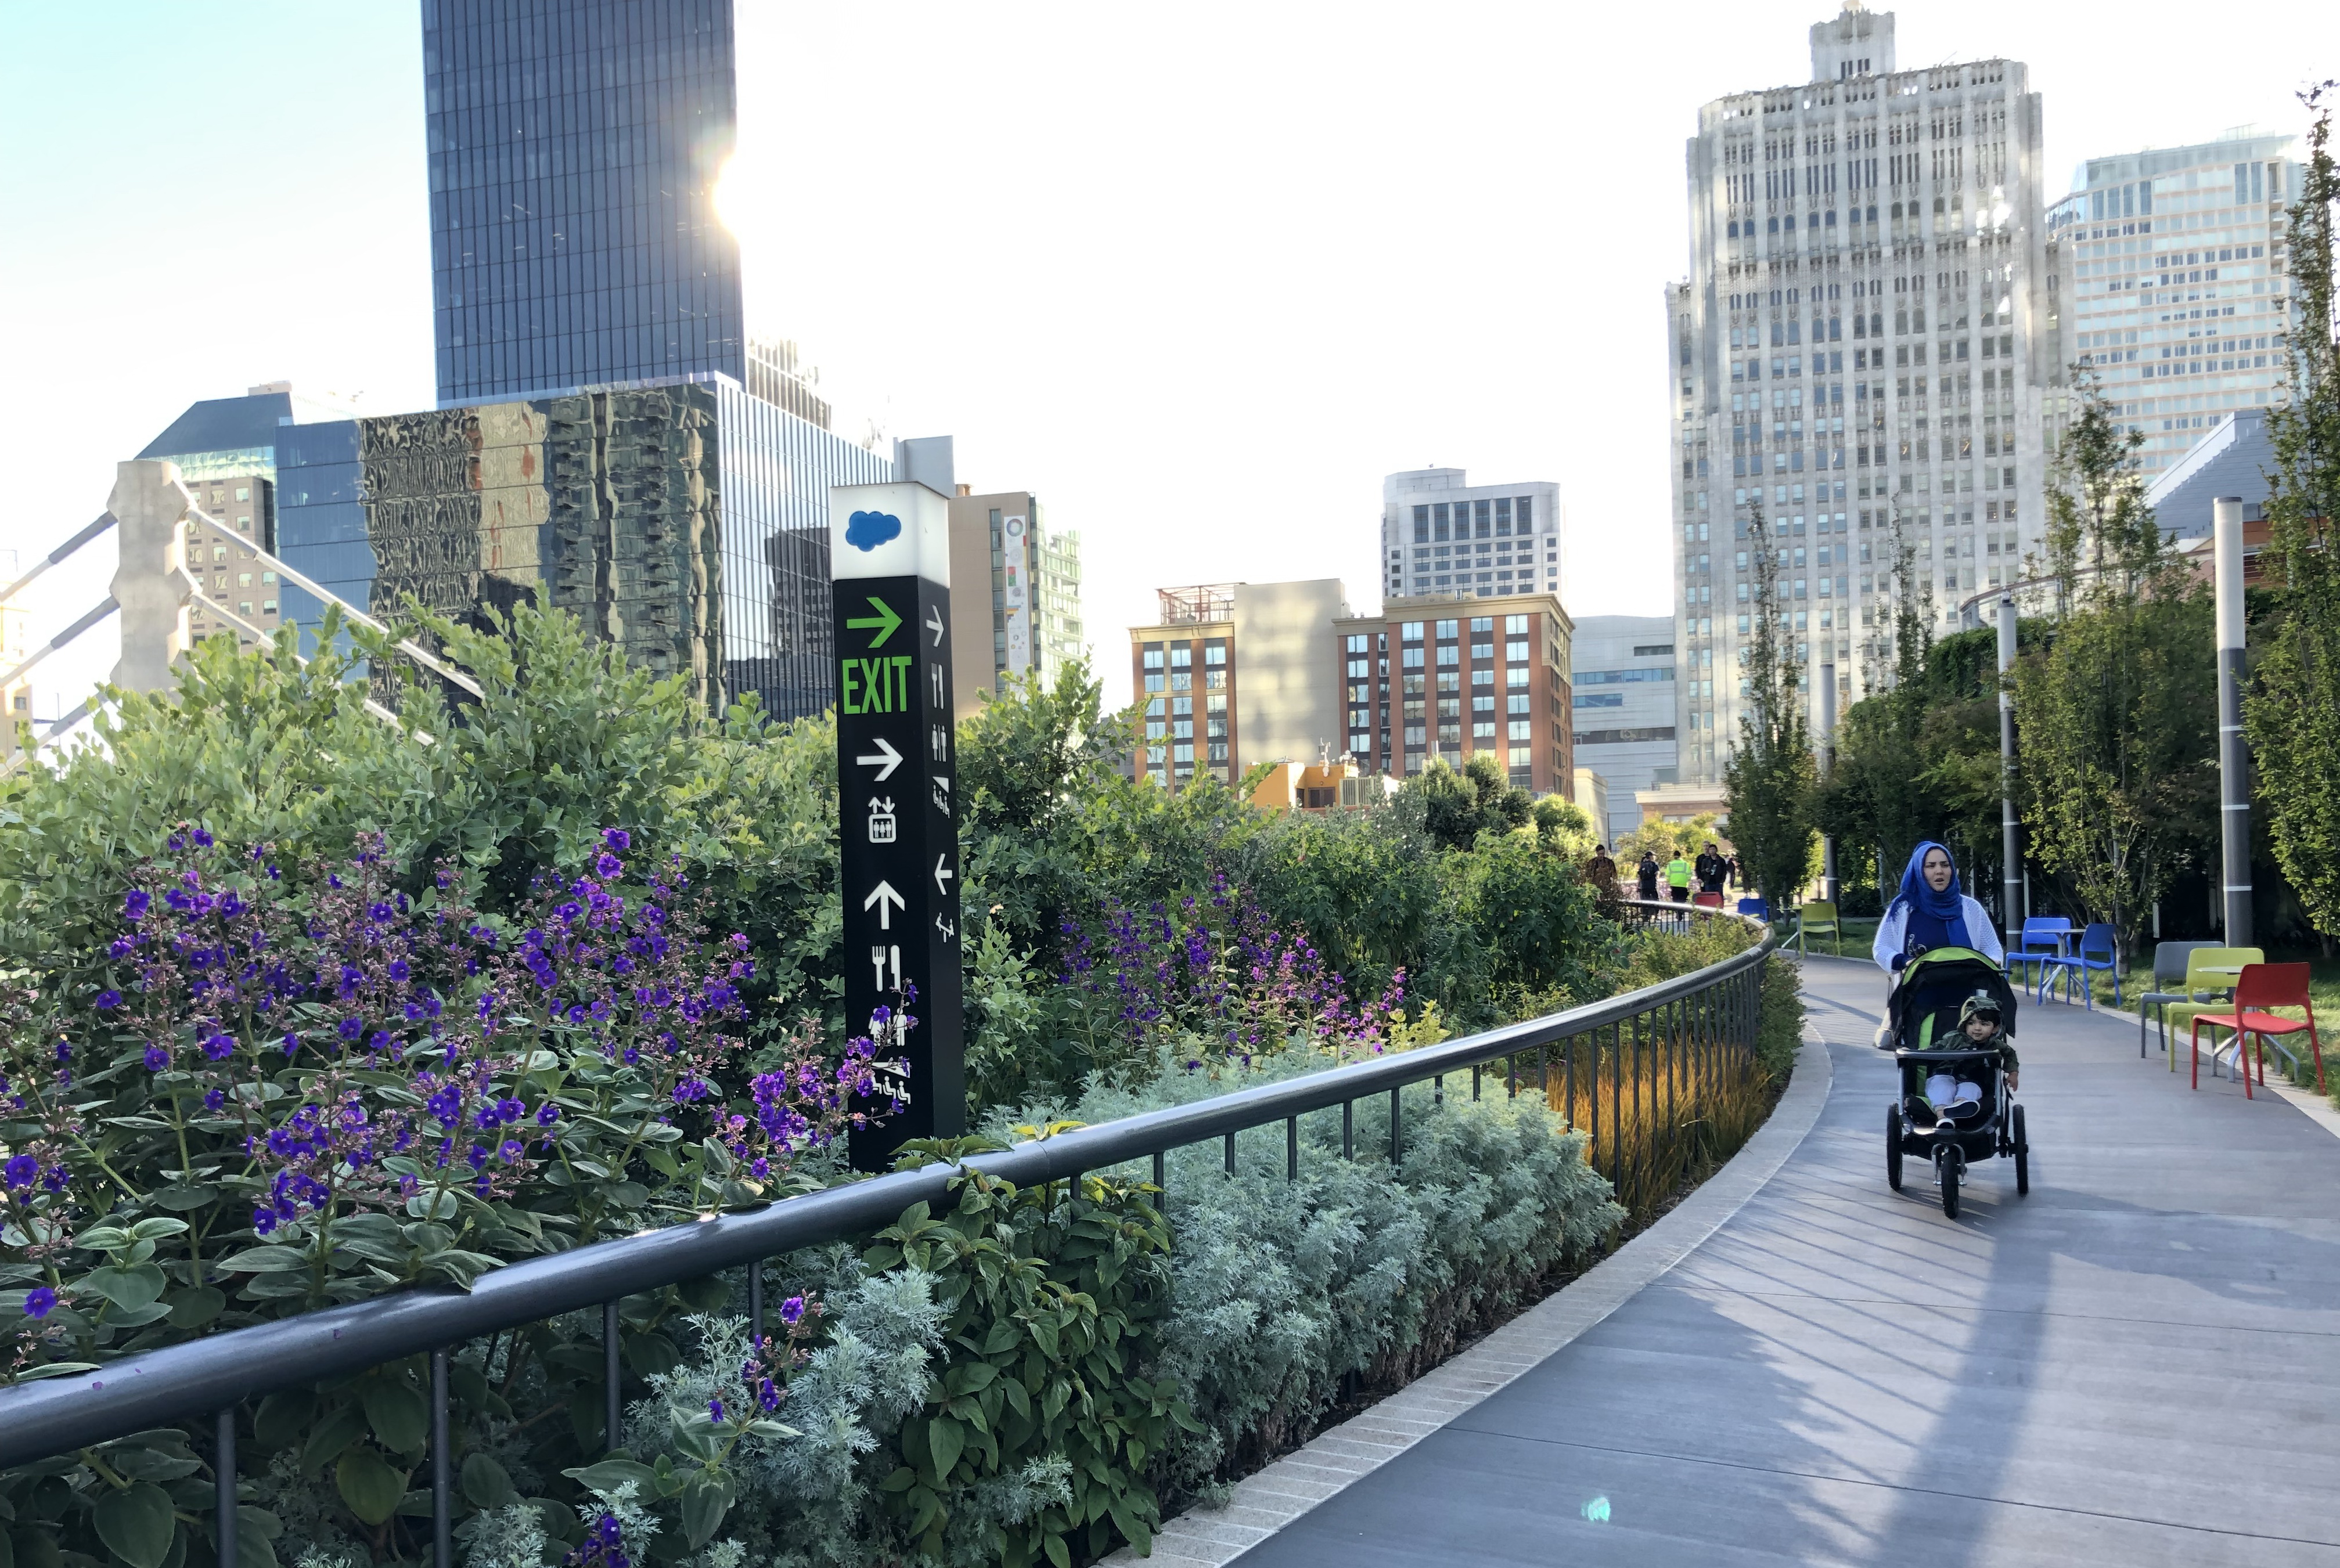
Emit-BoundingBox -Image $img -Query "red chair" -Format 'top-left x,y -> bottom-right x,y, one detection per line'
1691,890 -> 1725,910
2189,963 -> 2325,1100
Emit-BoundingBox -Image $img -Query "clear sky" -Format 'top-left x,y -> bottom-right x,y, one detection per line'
1,1 -> 2323,724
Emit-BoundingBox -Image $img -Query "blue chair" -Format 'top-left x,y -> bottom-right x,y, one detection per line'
1736,896 -> 1770,921
2044,922 -> 2119,1009
2005,917 -> 2070,998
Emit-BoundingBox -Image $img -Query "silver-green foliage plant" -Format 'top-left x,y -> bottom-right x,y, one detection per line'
997,1052 -> 1623,1493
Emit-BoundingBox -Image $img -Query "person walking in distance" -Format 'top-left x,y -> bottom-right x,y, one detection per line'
1665,848 -> 1694,904
1695,840 -> 1727,896
1636,849 -> 1661,902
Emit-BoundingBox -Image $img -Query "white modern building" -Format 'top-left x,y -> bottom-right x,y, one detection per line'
2047,130 -> 2300,477
1380,468 -> 1561,603
1666,2 -> 2063,784
1568,615 -> 1681,845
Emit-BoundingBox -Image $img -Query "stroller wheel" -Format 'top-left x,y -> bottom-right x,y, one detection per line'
2013,1104 -> 2029,1197
1939,1151 -> 1961,1219
1885,1104 -> 1903,1192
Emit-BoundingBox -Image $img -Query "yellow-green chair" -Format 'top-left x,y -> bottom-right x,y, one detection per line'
1798,900 -> 1842,956
2162,946 -> 2263,1073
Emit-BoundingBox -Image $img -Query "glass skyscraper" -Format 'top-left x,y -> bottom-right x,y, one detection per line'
423,0 -> 744,406
2047,131 -> 2299,477
269,376 -> 891,720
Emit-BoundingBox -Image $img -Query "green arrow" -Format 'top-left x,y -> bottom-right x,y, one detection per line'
846,596 -> 902,648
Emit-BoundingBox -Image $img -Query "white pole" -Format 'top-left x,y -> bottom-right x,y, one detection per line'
2214,496 -> 2251,946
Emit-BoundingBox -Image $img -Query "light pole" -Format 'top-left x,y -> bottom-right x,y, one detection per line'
2215,495 -> 2252,946
1997,594 -> 2020,949
1817,661 -> 1837,904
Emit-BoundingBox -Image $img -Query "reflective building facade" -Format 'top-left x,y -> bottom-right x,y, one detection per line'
424,0 -> 745,406
273,377 -> 891,719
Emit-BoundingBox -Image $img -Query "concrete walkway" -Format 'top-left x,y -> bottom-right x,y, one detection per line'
1223,955 -> 2340,1567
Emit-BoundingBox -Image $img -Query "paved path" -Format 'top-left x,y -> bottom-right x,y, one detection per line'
1222,956 -> 2340,1567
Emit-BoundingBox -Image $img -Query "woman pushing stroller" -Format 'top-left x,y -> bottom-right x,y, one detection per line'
1871,842 -> 2032,1213
1873,841 -> 2003,972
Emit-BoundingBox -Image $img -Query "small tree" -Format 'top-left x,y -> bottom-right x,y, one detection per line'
2246,85 -> 2340,943
1725,502 -> 1820,907
2014,370 -> 2216,957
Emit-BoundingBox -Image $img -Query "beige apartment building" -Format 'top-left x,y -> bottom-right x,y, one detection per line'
180,471 -> 279,649
1128,579 -> 1347,792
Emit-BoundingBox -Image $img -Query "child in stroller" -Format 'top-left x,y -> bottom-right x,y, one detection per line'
1906,990 -> 2021,1127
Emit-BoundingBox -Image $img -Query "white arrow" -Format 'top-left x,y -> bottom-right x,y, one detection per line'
862,880 -> 906,929
933,855 -> 955,896
854,737 -> 903,781
925,605 -> 946,647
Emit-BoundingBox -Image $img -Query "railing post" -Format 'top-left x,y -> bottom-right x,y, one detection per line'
430,1347 -> 451,1568
1564,1037 -> 1575,1131
1610,1020 -> 1623,1188
214,1408 -> 237,1568
1153,1150 -> 1165,1194
747,1259 -> 764,1347
1223,1130 -> 1236,1176
1286,1116 -> 1298,1181
603,1300 -> 622,1455
1342,1100 -> 1354,1160
1388,1086 -> 1401,1165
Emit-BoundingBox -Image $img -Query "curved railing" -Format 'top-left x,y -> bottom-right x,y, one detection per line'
0,903 -> 1777,1568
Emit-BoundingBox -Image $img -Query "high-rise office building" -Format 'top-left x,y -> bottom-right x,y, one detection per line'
943,491 -> 1085,723
1380,469 -> 1561,602
1668,2 -> 2062,784
2047,131 -> 2300,475
423,0 -> 744,406
267,383 -> 892,718
1568,615 -> 1680,844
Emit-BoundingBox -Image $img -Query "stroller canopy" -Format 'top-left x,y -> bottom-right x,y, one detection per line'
1889,946 -> 2019,1046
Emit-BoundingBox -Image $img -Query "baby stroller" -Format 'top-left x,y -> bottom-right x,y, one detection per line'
1884,947 -> 2029,1217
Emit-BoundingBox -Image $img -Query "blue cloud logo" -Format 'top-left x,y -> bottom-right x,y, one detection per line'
845,510 -> 902,553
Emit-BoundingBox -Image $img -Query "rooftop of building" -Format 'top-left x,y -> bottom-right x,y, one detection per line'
2146,408 -> 2273,539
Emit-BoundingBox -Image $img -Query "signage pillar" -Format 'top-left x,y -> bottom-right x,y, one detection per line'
831,481 -> 965,1168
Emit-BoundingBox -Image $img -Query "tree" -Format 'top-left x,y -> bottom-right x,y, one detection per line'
2013,370 -> 2217,956
2246,85 -> 2340,942
1724,502 -> 1820,906
1398,752 -> 1532,852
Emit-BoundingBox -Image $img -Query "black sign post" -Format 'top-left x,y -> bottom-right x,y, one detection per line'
832,483 -> 964,1169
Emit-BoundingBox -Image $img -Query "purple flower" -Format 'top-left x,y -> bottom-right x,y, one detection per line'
536,1102 -> 561,1126
757,1378 -> 780,1412
603,828 -> 631,853
3,1154 -> 37,1190
595,853 -> 623,878
95,989 -> 123,1010
779,1294 -> 805,1326
123,889 -> 151,921
499,1140 -> 524,1163
143,1045 -> 170,1071
192,828 -> 215,848
24,1286 -> 57,1319
707,1397 -> 726,1422
252,1209 -> 278,1235
202,1032 -> 236,1061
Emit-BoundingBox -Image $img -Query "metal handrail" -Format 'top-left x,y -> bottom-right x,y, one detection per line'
0,901 -> 1775,1566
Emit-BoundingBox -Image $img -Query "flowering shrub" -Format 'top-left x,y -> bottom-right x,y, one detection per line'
0,827 -> 894,1568
1055,879 -> 1407,1082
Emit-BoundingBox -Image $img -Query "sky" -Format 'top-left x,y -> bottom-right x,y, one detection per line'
1,1 -> 2325,726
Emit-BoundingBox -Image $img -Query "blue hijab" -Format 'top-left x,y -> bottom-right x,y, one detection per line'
1892,840 -> 1970,954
